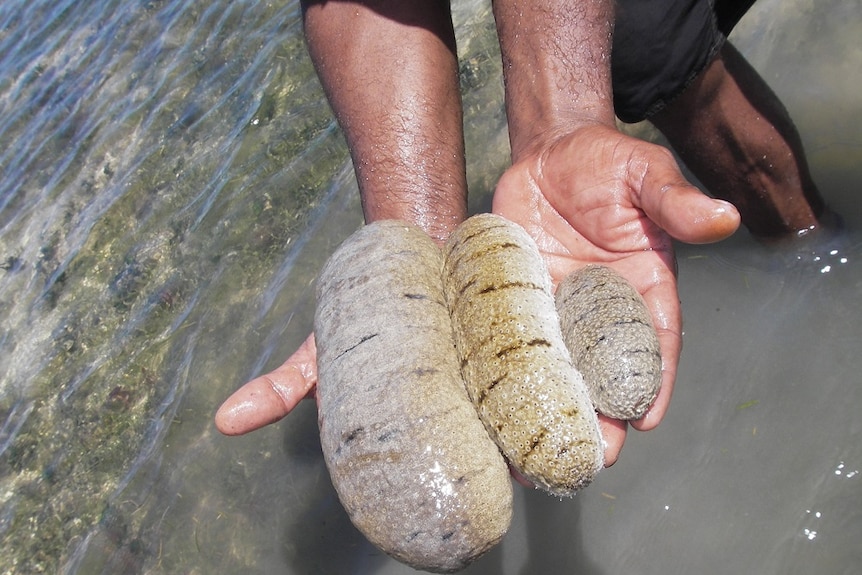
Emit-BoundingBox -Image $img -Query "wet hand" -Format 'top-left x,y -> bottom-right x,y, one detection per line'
215,333 -> 318,435
214,124 -> 741,468
492,122 -> 740,465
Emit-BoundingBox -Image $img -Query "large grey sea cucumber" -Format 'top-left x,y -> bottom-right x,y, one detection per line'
314,220 -> 513,573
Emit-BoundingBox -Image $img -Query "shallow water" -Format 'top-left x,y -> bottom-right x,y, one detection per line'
0,0 -> 859,573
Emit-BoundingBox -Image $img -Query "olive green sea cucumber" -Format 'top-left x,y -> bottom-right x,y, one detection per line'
442,214 -> 604,496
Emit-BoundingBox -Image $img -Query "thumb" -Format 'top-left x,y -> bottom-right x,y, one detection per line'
215,334 -> 318,435
636,160 -> 741,244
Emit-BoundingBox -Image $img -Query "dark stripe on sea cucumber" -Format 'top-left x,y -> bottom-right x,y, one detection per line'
522,429 -> 548,458
411,367 -> 440,377
571,313 -> 651,330
559,290 -> 638,307
449,240 -> 525,268
448,279 -> 544,317
451,222 -> 513,247
476,374 -> 506,407
609,317 -> 652,328
494,338 -> 552,359
457,277 -> 477,298
343,427 -> 364,443
403,293 -> 429,300
620,347 -> 662,360
477,281 -> 544,295
377,429 -> 400,442
484,375 -> 505,396
334,333 -> 379,360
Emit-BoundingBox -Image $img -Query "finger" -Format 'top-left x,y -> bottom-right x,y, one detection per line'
598,416 -> 628,467
628,263 -> 682,432
215,334 -> 318,435
510,465 -> 537,489
635,154 -> 741,244
631,326 -> 680,432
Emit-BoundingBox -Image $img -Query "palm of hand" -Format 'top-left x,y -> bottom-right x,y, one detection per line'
493,129 -> 679,285
491,124 -> 709,460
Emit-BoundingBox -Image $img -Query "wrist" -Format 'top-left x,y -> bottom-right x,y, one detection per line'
492,0 -> 617,161
304,1 -> 467,244
509,109 -> 616,163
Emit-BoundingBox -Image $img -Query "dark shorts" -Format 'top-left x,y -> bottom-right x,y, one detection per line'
611,0 -> 757,123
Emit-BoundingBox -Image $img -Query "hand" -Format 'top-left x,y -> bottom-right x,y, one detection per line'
214,124 -> 740,466
492,122 -> 740,464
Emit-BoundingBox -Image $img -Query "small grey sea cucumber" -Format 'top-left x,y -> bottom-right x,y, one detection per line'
555,264 -> 662,421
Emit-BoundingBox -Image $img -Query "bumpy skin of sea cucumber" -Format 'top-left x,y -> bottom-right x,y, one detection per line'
314,220 -> 513,574
555,264 -> 662,421
443,214 -> 604,496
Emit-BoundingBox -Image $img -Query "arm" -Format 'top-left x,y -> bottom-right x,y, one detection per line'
492,0 -> 616,155
305,0 -> 467,243
215,0 -> 465,434
650,42 -> 826,238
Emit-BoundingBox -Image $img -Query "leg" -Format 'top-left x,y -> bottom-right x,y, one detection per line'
651,42 -> 826,238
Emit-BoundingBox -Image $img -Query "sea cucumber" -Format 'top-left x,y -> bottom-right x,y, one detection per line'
555,264 -> 662,420
314,220 -> 513,573
442,214 -> 603,496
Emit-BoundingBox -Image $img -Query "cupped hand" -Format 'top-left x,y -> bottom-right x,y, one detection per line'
492,122 -> 740,464
215,123 -> 740,469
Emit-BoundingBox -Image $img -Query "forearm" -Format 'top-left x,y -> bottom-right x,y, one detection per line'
491,0 -> 616,160
302,0 -> 467,243
651,43 -> 825,238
